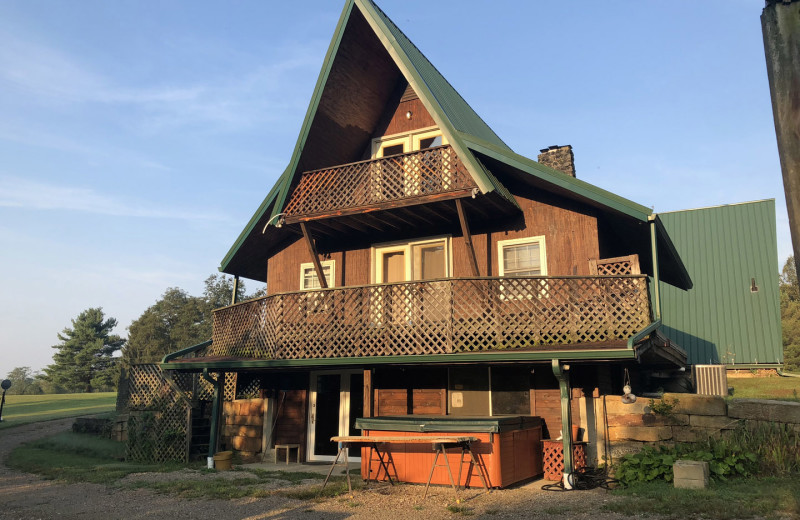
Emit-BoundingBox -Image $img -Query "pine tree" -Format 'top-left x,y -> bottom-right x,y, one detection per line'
43,308 -> 125,392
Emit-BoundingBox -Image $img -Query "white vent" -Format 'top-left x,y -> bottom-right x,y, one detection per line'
694,365 -> 728,396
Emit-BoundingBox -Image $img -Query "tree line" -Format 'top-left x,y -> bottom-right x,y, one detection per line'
4,275 -> 262,394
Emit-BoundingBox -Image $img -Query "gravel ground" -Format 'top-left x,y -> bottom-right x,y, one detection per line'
0,419 -> 650,520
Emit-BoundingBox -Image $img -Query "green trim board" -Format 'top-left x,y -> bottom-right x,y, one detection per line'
161,348 -> 637,371
657,199 -> 782,365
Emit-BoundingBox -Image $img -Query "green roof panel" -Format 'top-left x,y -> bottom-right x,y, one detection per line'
658,200 -> 782,365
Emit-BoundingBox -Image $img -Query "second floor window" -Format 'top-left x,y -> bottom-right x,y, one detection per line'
498,236 -> 547,277
300,260 -> 335,290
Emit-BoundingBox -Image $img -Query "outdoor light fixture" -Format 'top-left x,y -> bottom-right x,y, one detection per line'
0,379 -> 11,422
405,110 -> 412,119
621,368 -> 637,404
262,213 -> 286,233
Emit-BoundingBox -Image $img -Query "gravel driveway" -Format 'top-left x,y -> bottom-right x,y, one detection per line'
0,419 -> 638,520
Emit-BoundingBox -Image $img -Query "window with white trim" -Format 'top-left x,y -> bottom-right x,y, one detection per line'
498,236 -> 547,277
498,236 -> 547,299
300,260 -> 335,290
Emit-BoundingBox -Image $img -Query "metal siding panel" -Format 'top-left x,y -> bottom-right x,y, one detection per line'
658,200 -> 782,365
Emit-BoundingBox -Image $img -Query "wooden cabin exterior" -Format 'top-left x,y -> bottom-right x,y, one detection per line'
161,0 -> 692,485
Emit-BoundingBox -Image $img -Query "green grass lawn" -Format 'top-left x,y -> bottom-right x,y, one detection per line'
606,478 -> 800,519
0,393 -> 116,430
728,375 -> 800,401
9,431 -> 350,500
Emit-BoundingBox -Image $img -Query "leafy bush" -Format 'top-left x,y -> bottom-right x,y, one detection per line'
615,441 -> 757,486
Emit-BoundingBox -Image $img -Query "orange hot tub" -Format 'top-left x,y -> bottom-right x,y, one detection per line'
355,416 -> 543,488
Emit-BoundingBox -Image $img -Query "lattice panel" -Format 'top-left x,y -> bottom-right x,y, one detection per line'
543,442 -> 587,481
283,145 -> 476,217
126,364 -> 190,463
590,255 -> 641,277
209,276 -> 651,360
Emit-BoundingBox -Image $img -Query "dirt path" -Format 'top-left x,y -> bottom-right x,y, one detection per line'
0,420 -> 635,520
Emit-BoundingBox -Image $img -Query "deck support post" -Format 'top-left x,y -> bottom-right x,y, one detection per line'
202,369 -> 223,468
552,359 -> 574,490
455,199 -> 480,276
300,222 -> 328,289
231,275 -> 239,305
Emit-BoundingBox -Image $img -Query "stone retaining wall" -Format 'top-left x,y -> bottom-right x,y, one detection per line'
587,393 -> 800,463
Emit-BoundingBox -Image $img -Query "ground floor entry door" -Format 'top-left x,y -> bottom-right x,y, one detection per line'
307,370 -> 364,461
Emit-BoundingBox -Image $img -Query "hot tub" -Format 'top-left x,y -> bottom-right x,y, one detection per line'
355,416 -> 543,488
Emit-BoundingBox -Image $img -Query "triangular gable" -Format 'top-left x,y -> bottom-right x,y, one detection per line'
267,0 -> 518,224
218,0 -> 690,288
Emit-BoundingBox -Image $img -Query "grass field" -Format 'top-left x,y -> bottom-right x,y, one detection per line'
728,375 -> 800,401
0,393 -> 116,430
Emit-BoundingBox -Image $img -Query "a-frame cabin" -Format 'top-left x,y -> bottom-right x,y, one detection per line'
162,0 -> 692,487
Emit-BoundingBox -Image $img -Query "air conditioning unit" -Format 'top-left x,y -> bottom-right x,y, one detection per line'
693,365 -> 728,396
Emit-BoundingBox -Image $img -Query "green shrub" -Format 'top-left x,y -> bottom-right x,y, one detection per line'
615,441 -> 757,487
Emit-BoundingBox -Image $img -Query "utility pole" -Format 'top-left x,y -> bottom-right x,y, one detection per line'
762,0 -> 800,278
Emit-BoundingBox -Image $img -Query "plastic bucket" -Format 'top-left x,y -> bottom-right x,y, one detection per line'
213,450 -> 233,471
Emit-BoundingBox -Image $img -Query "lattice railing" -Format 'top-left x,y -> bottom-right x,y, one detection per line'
283,145 -> 476,218
208,276 -> 651,360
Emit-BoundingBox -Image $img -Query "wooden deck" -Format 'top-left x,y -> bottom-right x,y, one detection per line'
283,145 -> 477,223
206,275 -> 651,361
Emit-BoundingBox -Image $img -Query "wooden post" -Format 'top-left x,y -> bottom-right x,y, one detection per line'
300,222 -> 328,289
363,369 -> 373,418
762,1 -> 800,280
455,199 -> 480,276
231,275 -> 239,305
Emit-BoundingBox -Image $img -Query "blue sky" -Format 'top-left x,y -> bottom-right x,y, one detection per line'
0,0 -> 786,373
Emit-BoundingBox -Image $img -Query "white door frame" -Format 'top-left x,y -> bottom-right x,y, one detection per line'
306,370 -> 362,462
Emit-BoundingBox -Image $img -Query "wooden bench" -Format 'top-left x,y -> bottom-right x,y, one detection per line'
323,435 -> 489,498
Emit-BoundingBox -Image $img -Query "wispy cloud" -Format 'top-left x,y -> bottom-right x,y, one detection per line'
0,176 -> 229,221
0,33 -> 323,132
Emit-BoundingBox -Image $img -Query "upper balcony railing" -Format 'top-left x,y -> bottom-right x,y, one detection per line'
283,145 -> 477,220
206,275 -> 651,361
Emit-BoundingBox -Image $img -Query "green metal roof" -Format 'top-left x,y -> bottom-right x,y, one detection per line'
657,200 -> 782,365
362,0 -> 510,151
217,0 -> 689,287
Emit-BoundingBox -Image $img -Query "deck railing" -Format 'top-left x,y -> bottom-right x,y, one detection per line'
208,276 -> 651,360
283,145 -> 476,218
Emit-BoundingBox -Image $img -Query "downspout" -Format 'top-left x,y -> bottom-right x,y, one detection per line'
649,215 -> 662,322
202,369 -> 222,469
626,216 -> 664,349
552,359 -> 574,490
231,276 -> 239,305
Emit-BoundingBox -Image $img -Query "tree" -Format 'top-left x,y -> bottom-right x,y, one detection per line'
780,256 -> 800,371
5,367 -> 43,395
43,308 -> 125,392
123,287 -> 207,366
122,274 -> 263,366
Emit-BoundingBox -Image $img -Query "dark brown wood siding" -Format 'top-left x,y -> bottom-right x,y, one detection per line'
266,189 -> 600,293
372,96 -> 437,140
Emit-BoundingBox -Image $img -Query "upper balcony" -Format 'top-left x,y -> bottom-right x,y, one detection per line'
283,145 -> 479,225
202,275 -> 651,362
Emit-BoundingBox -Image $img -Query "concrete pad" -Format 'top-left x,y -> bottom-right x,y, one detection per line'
674,460 -> 709,489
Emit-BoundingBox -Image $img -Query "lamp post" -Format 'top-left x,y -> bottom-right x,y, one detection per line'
0,380 -> 11,422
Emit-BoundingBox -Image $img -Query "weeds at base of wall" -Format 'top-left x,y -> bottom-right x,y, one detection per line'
614,421 -> 800,487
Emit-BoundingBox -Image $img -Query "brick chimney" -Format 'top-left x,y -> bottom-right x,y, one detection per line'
538,145 -> 576,178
